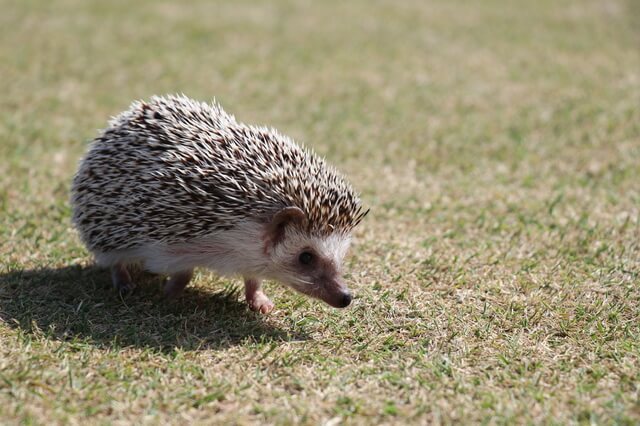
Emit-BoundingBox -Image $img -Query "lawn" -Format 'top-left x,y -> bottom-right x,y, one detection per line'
1,0 -> 639,424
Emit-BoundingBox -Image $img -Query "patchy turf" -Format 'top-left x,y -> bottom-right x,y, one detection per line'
1,0 -> 639,424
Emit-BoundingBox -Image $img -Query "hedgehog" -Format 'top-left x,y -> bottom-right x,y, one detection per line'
71,94 -> 368,313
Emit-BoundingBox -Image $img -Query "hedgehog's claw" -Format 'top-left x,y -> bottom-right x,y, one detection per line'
164,269 -> 194,299
245,278 -> 274,314
111,263 -> 135,295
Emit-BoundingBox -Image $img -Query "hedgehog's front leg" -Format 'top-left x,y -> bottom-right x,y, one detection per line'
244,278 -> 274,314
164,269 -> 194,299
111,262 -> 135,294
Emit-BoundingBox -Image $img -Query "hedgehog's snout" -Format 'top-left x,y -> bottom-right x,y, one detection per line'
343,292 -> 353,307
315,275 -> 353,309
320,288 -> 352,309
337,292 -> 352,308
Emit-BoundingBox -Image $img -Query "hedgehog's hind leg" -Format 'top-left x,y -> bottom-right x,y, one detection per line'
244,278 -> 274,314
111,262 -> 136,294
164,269 -> 194,299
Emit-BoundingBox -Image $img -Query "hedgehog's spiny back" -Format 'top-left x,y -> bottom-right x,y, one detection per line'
72,95 -> 366,252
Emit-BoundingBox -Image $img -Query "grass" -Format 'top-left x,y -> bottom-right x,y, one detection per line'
1,0 -> 639,423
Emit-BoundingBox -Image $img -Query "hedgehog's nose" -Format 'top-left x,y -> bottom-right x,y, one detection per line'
339,292 -> 352,308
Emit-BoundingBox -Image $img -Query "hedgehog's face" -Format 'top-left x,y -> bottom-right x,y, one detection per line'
263,207 -> 353,308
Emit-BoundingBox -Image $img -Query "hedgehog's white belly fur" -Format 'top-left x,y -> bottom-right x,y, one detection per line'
93,220 -> 269,277
91,220 -> 352,283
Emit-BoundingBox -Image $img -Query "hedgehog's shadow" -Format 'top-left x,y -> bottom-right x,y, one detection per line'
0,265 -> 306,352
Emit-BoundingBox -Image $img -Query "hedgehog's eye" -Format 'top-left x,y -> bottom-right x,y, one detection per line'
298,251 -> 313,265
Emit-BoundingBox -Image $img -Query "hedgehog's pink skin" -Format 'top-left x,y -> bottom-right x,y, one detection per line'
71,95 -> 367,311
244,278 -> 274,314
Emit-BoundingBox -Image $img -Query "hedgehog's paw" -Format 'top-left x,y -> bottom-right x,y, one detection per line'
111,263 -> 136,295
248,291 -> 275,314
164,269 -> 194,299
244,278 -> 274,314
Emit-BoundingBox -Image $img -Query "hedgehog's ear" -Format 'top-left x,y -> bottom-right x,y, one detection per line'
264,206 -> 308,249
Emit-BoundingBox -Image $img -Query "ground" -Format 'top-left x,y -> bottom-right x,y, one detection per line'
1,0 -> 639,424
